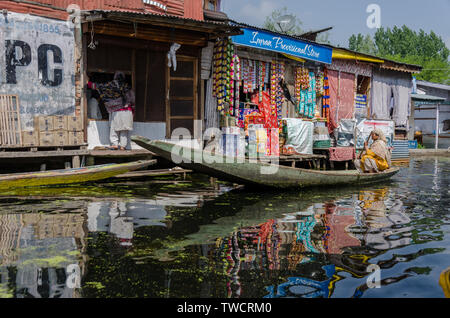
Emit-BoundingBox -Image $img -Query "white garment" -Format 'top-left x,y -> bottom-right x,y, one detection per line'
109,110 -> 133,148
110,129 -> 129,148
110,110 -> 133,131
167,43 -> 181,71
88,98 -> 102,120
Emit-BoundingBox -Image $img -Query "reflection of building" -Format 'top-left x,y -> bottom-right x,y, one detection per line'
323,199 -> 361,255
87,200 -> 168,247
0,208 -> 86,298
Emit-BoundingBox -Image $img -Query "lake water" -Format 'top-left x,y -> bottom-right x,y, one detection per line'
0,157 -> 448,298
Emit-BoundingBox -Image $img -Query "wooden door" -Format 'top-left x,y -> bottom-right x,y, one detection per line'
166,56 -> 198,138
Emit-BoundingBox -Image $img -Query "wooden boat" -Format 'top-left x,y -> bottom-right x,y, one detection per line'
0,160 -> 156,190
132,136 -> 400,189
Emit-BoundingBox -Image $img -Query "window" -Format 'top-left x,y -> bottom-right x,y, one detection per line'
204,0 -> 218,11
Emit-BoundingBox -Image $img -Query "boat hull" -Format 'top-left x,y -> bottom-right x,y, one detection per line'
0,160 -> 156,189
131,136 -> 400,189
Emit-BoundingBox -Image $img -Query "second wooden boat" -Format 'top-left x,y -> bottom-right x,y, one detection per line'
0,160 -> 156,190
132,136 -> 400,189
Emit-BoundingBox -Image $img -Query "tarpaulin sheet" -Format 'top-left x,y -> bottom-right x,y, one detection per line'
328,70 -> 355,133
336,119 -> 356,147
284,118 -> 313,155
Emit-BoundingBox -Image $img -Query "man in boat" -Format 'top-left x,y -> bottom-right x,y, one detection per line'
87,72 -> 135,150
354,129 -> 391,173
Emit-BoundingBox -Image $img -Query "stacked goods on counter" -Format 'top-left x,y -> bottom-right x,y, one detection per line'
313,121 -> 331,149
221,126 -> 245,158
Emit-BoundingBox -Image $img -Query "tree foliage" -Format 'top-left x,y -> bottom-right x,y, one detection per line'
348,25 -> 450,84
348,34 -> 377,55
263,6 -> 303,35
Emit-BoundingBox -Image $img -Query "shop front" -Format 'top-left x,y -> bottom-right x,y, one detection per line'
82,10 -> 240,150
201,23 -> 423,171
204,25 -> 334,164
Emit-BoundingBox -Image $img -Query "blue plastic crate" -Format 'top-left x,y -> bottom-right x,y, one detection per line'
408,140 -> 418,149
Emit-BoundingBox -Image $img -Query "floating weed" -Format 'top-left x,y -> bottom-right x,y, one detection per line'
84,282 -> 106,290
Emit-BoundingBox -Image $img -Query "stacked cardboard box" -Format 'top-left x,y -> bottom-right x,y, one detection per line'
66,116 -> 84,145
30,115 -> 84,147
22,130 -> 39,146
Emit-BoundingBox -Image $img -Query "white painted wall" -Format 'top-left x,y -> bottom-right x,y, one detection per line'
87,120 -> 202,150
87,120 -> 166,150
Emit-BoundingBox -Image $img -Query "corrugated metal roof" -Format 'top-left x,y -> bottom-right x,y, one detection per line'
416,80 -> 450,91
411,93 -> 446,102
84,9 -> 241,30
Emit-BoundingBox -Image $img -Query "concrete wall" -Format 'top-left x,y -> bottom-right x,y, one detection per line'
0,12 -> 76,130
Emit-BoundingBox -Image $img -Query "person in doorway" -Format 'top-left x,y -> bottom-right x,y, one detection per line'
354,129 -> 391,173
88,72 -> 135,150
87,89 -> 102,120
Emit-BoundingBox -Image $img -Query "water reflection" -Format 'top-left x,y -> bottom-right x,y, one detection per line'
0,206 -> 86,298
0,158 -> 448,298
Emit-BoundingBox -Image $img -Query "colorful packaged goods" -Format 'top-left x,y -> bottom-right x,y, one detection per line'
244,112 -> 265,131
298,71 -> 316,119
268,128 -> 280,157
255,127 -> 267,156
315,71 -> 324,96
212,39 -> 235,114
322,68 -> 330,124
237,108 -> 258,128
270,61 -> 285,125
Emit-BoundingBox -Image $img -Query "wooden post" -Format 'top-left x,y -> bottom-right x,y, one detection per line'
435,104 -> 440,150
72,155 -> 81,168
86,156 -> 95,166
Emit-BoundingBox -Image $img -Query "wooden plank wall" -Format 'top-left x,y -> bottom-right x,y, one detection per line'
0,95 -> 22,146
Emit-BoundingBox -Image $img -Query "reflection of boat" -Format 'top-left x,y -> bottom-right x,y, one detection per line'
132,137 -> 399,188
0,160 -> 156,190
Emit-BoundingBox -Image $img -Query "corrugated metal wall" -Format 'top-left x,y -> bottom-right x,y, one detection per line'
0,0 -> 205,20
183,0 -> 203,20
392,140 -> 410,160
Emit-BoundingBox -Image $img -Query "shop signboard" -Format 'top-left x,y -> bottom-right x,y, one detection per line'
0,12 -> 75,130
355,119 -> 395,149
231,27 -> 333,64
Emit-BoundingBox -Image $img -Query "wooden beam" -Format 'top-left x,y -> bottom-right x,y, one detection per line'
0,150 -> 89,158
87,21 -> 208,46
